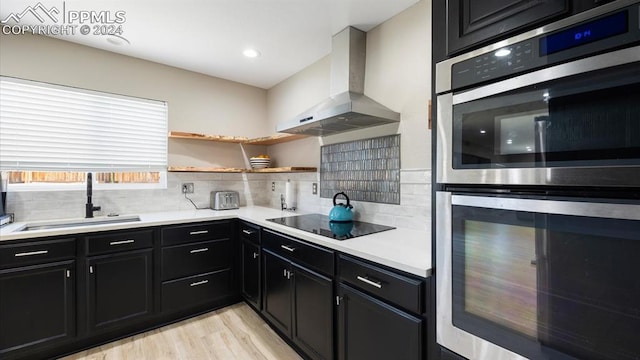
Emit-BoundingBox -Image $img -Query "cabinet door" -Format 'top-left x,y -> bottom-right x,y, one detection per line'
446,0 -> 567,55
0,261 -> 75,355
292,264 -> 334,360
262,250 -> 292,336
87,249 -> 153,332
241,239 -> 261,309
337,284 -> 423,360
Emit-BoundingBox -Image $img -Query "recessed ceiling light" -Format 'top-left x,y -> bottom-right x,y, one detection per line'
106,35 -> 130,46
243,49 -> 261,58
494,48 -> 511,57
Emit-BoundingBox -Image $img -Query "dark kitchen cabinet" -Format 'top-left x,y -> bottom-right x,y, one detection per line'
160,220 -> 236,314
0,260 -> 76,356
0,238 -> 76,357
337,254 -> 425,360
85,227 -> 155,333
241,239 -> 261,309
262,229 -> 335,360
444,0 -> 567,56
240,221 -> 261,310
86,248 -> 154,332
291,263 -> 334,360
337,284 -> 423,360
263,250 -> 293,335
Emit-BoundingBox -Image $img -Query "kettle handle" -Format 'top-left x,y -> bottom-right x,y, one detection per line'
333,192 -> 351,208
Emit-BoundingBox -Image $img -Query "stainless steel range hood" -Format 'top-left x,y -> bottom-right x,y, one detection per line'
276,27 -> 400,137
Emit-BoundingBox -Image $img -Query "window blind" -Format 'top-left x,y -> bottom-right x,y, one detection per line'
0,77 -> 167,171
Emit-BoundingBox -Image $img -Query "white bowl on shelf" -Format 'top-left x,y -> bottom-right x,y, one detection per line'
250,157 -> 271,169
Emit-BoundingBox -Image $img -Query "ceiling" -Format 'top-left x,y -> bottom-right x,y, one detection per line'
0,0 -> 419,89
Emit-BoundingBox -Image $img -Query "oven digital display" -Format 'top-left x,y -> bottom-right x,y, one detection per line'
540,11 -> 628,56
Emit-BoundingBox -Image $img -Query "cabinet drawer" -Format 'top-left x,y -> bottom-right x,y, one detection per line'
239,221 -> 260,245
161,220 -> 232,246
339,255 -> 423,314
262,229 -> 334,276
0,238 -> 75,269
86,230 -> 153,255
161,269 -> 233,313
161,239 -> 232,281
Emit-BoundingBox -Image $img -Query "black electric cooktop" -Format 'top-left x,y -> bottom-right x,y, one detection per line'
266,214 -> 395,240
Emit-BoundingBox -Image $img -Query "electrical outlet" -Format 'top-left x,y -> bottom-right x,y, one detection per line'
272,182 -> 275,191
312,183 -> 318,195
181,183 -> 194,194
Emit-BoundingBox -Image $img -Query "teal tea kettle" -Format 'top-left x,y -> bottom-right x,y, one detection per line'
329,192 -> 354,222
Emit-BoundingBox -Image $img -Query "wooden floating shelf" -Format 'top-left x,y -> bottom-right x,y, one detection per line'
168,167 -> 245,173
244,133 -> 309,145
168,166 -> 317,173
168,131 -> 247,143
246,167 -> 317,173
168,131 -> 308,145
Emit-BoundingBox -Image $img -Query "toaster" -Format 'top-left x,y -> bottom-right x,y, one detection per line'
210,191 -> 239,210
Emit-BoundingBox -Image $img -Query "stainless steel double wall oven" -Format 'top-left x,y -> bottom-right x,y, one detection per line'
435,1 -> 640,359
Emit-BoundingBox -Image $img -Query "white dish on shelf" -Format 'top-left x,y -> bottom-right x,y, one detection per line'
249,157 -> 271,169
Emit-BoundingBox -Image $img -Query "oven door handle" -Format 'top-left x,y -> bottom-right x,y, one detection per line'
451,194 -> 640,220
452,46 -> 639,105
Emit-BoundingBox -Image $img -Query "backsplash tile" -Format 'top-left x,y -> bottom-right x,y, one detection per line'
4,169 -> 430,232
320,135 -> 401,204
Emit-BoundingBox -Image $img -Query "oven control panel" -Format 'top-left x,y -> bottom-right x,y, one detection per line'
450,3 -> 640,91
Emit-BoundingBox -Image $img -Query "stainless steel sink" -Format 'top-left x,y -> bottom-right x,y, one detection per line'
18,215 -> 141,232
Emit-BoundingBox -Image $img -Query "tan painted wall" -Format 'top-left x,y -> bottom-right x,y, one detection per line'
0,33 -> 268,168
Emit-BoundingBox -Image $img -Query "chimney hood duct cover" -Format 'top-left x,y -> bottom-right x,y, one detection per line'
276,27 -> 400,137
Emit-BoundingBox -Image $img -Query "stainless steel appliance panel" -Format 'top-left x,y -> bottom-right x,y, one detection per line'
436,1 -> 640,187
436,191 -> 640,360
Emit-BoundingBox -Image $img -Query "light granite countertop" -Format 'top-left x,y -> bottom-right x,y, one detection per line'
0,206 -> 431,277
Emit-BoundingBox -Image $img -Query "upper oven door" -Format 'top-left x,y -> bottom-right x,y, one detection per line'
437,46 -> 639,186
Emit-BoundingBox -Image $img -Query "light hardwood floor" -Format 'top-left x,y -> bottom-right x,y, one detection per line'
60,303 -> 302,360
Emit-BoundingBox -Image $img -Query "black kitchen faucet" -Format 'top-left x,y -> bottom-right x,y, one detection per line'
85,173 -> 101,218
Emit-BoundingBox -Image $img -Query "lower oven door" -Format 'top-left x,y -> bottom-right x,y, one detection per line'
435,192 -> 640,360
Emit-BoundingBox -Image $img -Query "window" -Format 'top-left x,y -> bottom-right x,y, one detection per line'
0,77 -> 168,191
5,170 -> 166,191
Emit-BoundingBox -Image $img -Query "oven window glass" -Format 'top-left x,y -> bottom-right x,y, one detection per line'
452,204 -> 640,360
453,63 -> 640,169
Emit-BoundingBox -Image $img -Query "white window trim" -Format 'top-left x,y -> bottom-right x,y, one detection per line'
6,171 -> 168,192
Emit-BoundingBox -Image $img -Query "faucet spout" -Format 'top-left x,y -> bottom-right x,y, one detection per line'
85,173 -> 101,218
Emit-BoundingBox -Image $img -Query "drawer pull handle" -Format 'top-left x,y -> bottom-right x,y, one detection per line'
190,230 -> 209,235
110,239 -> 135,246
190,280 -> 209,287
242,229 -> 255,235
252,252 -> 259,259
190,248 -> 209,254
14,250 -> 48,257
357,276 -> 382,289
281,245 -> 296,252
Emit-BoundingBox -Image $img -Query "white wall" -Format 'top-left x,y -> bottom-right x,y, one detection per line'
0,1 -> 432,232
264,0 -> 433,231
267,0 -> 432,170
